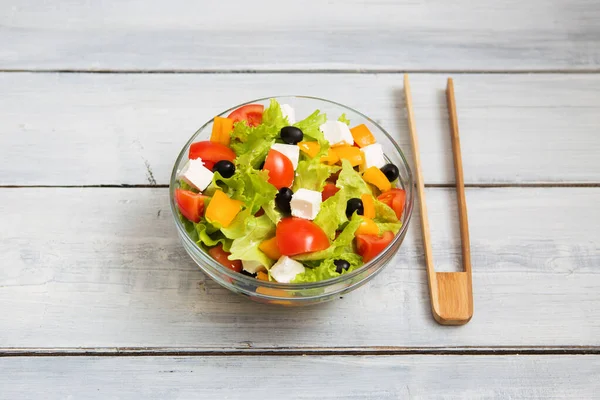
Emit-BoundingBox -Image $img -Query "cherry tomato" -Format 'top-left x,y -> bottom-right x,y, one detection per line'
377,188 -> 406,220
263,149 -> 294,189
227,104 -> 264,127
208,244 -> 242,273
189,141 -> 236,170
276,217 -> 330,256
356,231 -> 395,263
175,189 -> 207,223
321,183 -> 340,202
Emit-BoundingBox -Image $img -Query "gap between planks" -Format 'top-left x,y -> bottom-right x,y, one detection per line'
2,69 -> 600,75
1,347 -> 599,358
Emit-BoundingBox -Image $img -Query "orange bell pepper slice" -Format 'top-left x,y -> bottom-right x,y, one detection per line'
361,194 -> 376,219
355,217 -> 380,236
256,271 -> 270,281
205,190 -> 243,227
350,124 -> 376,148
259,237 -> 282,260
298,141 -> 320,158
320,148 -> 339,165
363,167 -> 392,192
332,145 -> 364,167
210,117 -> 234,146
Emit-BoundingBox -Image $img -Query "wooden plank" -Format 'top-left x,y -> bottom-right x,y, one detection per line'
1,73 -> 599,185
0,187 -> 598,349
1,355 -> 598,399
1,0 -> 599,71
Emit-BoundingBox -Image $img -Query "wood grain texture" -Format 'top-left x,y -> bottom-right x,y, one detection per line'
1,355 -> 598,399
1,0 -> 599,71
1,73 -> 600,185
0,187 -> 598,349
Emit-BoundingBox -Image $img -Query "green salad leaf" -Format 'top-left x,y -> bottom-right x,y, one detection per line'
207,165 -> 277,215
375,221 -> 403,235
373,199 -> 399,223
312,160 -> 371,239
231,100 -> 288,168
336,159 -> 372,198
179,212 -> 233,252
292,158 -> 339,192
226,214 -> 276,268
292,253 -> 362,283
294,109 -> 330,156
338,113 -> 351,125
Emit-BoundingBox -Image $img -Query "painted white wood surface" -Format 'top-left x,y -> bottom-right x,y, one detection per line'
1,187 -> 598,349
1,0 -> 599,71
1,355 -> 598,399
1,73 -> 599,186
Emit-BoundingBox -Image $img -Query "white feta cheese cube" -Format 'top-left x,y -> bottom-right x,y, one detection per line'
290,188 -> 322,220
361,143 -> 386,170
272,143 -> 300,170
281,104 -> 296,124
242,260 -> 265,274
319,121 -> 354,146
270,256 -> 305,283
179,158 -> 214,191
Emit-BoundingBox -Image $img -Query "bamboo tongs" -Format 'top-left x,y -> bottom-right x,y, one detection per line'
404,75 -> 473,325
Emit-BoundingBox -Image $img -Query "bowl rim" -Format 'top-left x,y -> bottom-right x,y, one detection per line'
169,95 -> 414,290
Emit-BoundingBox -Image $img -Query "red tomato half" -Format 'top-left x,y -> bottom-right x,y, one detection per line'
175,189 -> 207,223
208,244 -> 242,273
227,104 -> 264,127
276,217 -> 330,256
189,141 -> 236,170
263,149 -> 294,189
356,231 -> 395,263
377,188 -> 406,220
321,183 -> 340,202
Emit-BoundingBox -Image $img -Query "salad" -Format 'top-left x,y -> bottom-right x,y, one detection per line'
175,99 -> 406,284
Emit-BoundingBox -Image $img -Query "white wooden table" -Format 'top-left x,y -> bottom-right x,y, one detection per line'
1,1 -> 599,398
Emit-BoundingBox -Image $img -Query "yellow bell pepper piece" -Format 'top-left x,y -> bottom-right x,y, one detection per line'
350,124 -> 376,148
361,194 -> 376,219
332,145 -> 364,167
210,117 -> 234,146
355,217 -> 379,236
363,167 -> 392,192
256,271 -> 270,281
205,190 -> 243,227
259,237 -> 282,260
320,148 -> 339,165
297,141 -> 320,158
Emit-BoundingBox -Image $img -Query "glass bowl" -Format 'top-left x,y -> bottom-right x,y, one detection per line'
170,96 -> 414,306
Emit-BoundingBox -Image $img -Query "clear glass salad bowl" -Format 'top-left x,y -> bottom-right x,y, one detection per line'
170,96 -> 414,306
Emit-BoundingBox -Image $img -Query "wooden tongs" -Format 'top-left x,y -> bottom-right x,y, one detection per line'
404,75 -> 473,325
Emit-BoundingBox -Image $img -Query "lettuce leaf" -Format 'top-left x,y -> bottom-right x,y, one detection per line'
292,158 -> 339,192
292,253 -> 362,283
375,221 -> 403,235
207,164 -> 277,215
338,113 -> 351,125
373,199 -> 399,223
312,160 -> 371,239
226,214 -> 276,268
261,98 -> 288,127
336,159 -> 372,198
231,99 -> 288,168
294,110 -> 330,156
